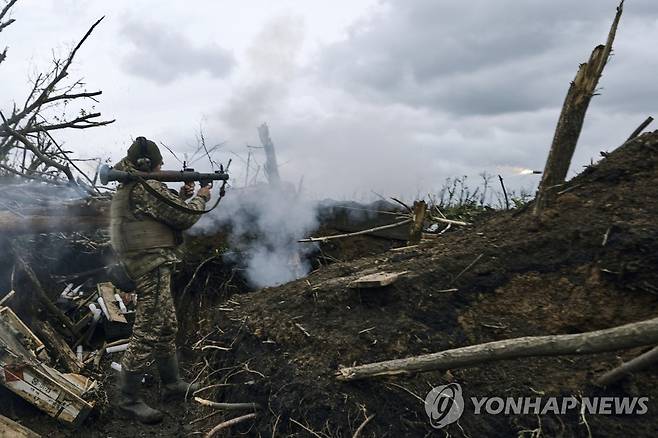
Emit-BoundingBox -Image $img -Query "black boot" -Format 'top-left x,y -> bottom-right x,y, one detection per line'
156,355 -> 199,401
117,369 -> 163,424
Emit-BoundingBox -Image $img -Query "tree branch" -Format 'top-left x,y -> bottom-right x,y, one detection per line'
0,111 -> 76,182
1,16 -> 105,128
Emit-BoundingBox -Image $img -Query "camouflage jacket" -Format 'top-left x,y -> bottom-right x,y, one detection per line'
112,158 -> 207,278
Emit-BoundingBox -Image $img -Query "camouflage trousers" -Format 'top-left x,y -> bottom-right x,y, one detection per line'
121,264 -> 178,372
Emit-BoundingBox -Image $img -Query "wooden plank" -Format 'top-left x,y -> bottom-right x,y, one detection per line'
0,413 -> 41,438
349,271 -> 408,289
97,283 -> 127,324
389,245 -> 419,252
0,307 -> 46,360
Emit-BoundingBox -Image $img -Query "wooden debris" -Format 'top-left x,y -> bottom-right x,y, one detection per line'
389,245 -> 419,252
93,342 -> 105,371
408,200 -> 427,245
596,346 -> 658,387
299,219 -> 412,243
336,315 -> 658,381
0,413 -> 41,438
97,282 -> 130,340
498,174 -> 510,210
0,307 -> 49,362
194,396 -> 259,411
73,312 -> 92,334
626,116 -> 654,141
349,271 -> 408,289
0,306 -> 94,425
15,255 -> 77,337
0,290 -> 15,307
451,253 -> 484,285
205,412 -> 257,438
294,323 -> 311,337
97,283 -> 127,324
353,414 -> 375,438
34,321 -> 82,373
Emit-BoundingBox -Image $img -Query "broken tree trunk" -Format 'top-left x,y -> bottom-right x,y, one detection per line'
408,201 -> 427,245
257,123 -> 281,185
14,254 -> 78,337
627,116 -> 654,141
595,345 -> 658,387
336,315 -> 658,381
534,1 -> 623,214
34,321 -> 83,373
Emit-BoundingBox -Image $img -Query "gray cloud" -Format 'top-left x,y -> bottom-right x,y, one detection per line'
319,0 -> 658,116
218,15 -> 304,134
120,19 -> 235,84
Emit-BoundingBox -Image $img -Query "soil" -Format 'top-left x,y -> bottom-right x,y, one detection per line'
3,131 -> 658,437
188,131 -> 658,437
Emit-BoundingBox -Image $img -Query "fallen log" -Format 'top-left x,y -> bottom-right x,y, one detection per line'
14,254 -> 78,337
595,345 -> 658,387
299,219 -> 412,243
34,321 -> 83,373
336,316 -> 658,381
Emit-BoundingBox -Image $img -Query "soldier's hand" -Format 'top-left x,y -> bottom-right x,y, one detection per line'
197,185 -> 212,202
179,182 -> 194,200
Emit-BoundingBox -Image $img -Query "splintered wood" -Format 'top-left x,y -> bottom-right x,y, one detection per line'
0,306 -> 95,426
349,271 -> 408,289
0,413 -> 40,437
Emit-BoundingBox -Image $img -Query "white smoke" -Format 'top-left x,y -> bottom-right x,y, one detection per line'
192,183 -> 319,288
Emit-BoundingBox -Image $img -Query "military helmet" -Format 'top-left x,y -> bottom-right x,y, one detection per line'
127,136 -> 162,171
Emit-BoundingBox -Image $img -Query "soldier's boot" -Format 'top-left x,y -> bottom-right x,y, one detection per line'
117,369 -> 164,424
157,355 -> 200,401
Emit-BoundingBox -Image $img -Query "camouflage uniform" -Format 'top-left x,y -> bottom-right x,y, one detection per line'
110,158 -> 206,373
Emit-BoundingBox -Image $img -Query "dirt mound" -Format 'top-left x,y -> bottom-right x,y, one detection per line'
189,132 -> 658,437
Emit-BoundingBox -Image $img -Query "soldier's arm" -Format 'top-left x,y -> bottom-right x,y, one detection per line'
131,180 -> 207,230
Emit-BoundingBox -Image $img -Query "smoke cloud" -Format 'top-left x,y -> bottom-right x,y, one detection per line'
192,183 -> 318,288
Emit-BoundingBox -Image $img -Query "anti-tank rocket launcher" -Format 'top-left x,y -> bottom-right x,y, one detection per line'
99,164 -> 229,187
100,160 -> 231,215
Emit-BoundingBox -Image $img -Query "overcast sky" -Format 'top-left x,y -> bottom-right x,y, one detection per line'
2,0 -> 656,200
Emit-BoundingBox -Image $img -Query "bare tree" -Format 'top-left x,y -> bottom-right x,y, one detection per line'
0,0 -> 18,63
0,0 -> 113,190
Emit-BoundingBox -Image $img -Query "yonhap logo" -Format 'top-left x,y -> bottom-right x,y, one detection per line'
424,382 -> 649,429
424,383 -> 465,429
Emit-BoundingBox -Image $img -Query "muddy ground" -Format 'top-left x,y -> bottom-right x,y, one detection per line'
3,131 -> 658,437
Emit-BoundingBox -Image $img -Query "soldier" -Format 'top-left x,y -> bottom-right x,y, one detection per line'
110,137 -> 211,424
